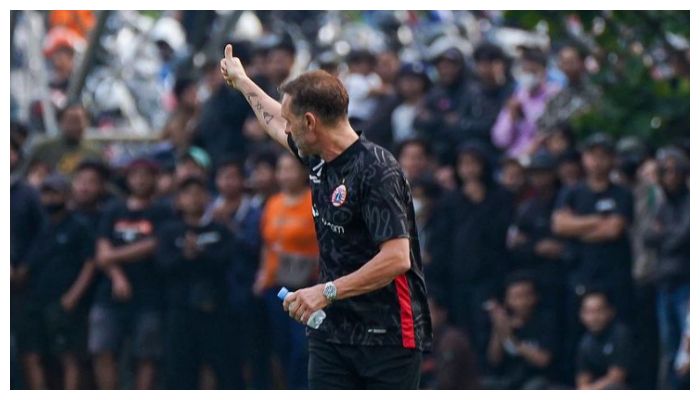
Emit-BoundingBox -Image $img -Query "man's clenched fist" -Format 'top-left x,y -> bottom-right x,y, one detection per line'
220,44 -> 247,89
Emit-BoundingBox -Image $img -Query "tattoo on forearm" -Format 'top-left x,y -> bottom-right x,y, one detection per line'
263,111 -> 274,125
246,92 -> 274,125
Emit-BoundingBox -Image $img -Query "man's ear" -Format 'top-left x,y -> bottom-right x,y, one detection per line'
304,112 -> 316,130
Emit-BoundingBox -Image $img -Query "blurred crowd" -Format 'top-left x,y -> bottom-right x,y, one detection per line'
10,10 -> 689,390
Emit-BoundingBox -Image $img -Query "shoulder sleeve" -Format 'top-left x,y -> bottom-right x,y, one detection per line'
287,135 -> 310,167
609,325 -> 635,372
554,185 -> 575,211
612,187 -> 634,222
97,202 -> 118,240
361,163 -> 411,246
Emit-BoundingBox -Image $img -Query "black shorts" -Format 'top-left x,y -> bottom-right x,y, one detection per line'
308,337 -> 422,389
16,301 -> 86,356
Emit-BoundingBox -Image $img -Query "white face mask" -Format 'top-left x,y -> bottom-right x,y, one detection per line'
518,72 -> 542,91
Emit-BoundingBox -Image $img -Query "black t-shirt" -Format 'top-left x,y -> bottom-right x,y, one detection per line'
95,199 -> 172,308
576,322 -> 634,381
10,180 -> 45,267
287,132 -> 432,351
25,212 -> 93,305
156,218 -> 232,312
554,182 -> 634,287
497,310 -> 557,385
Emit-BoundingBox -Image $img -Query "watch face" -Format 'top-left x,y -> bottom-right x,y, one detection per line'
324,283 -> 336,300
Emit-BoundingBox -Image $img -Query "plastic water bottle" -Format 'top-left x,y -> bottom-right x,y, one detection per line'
277,287 -> 326,329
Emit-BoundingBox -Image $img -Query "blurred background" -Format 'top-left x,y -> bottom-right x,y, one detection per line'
9,10 -> 689,390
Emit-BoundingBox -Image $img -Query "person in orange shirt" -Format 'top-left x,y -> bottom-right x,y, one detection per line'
254,152 -> 318,389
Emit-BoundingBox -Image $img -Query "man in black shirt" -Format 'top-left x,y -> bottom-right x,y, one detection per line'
221,44 -> 431,389
157,177 -> 243,389
10,136 -> 45,389
552,133 -> 635,327
17,174 -> 96,389
576,290 -> 634,389
89,158 -> 171,389
485,272 -> 557,389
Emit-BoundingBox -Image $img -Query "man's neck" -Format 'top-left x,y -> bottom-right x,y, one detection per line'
318,122 -> 360,163
127,195 -> 151,210
587,174 -> 611,192
183,212 -> 204,226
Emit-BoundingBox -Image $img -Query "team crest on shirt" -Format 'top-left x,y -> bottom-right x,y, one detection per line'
331,184 -> 348,207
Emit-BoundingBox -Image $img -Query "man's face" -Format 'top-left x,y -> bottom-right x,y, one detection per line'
457,152 -> 484,182
276,154 -> 306,193
475,59 -> 506,86
558,48 -> 584,82
399,144 -> 429,182
250,162 -> 276,195
546,131 -> 571,156
529,169 -> 555,190
580,294 -> 614,333
60,106 -> 87,143
559,160 -> 582,187
661,159 -> 684,192
281,95 -> 319,156
72,169 -> 104,206
127,167 -> 156,198
435,58 -> 462,87
216,165 -> 244,198
583,147 -> 614,178
500,162 -> 525,193
505,281 -> 537,317
375,52 -> 400,83
51,47 -> 75,80
177,185 -> 208,216
397,75 -> 427,99
267,49 -> 295,82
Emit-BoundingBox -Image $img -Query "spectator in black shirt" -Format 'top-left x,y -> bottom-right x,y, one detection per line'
11,136 -> 46,390
459,43 -> 514,147
17,174 -> 96,389
552,133 -> 635,320
576,290 -> 634,389
206,157 -> 269,389
552,134 -> 635,381
644,147 -> 689,389
414,46 -> 467,165
430,140 -> 513,366
89,158 -> 171,389
71,160 -> 111,227
157,177 -> 243,389
485,272 -> 556,389
507,153 -> 567,327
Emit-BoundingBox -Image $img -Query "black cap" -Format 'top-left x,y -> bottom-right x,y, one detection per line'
528,152 -> 557,171
40,173 -> 71,194
581,132 -> 615,153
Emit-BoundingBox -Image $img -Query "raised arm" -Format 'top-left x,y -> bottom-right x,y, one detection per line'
220,44 -> 290,152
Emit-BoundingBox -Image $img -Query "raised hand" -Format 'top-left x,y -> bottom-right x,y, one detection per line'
220,43 -> 248,89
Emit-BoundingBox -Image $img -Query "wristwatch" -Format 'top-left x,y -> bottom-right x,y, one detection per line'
323,281 -> 337,303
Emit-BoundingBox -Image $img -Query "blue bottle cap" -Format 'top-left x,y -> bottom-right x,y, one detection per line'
277,287 -> 289,301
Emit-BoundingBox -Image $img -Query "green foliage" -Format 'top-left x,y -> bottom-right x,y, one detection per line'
504,10 -> 689,145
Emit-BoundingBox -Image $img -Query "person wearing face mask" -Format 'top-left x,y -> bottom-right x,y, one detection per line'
22,103 -> 103,176
16,174 -> 96,389
492,48 -> 560,157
